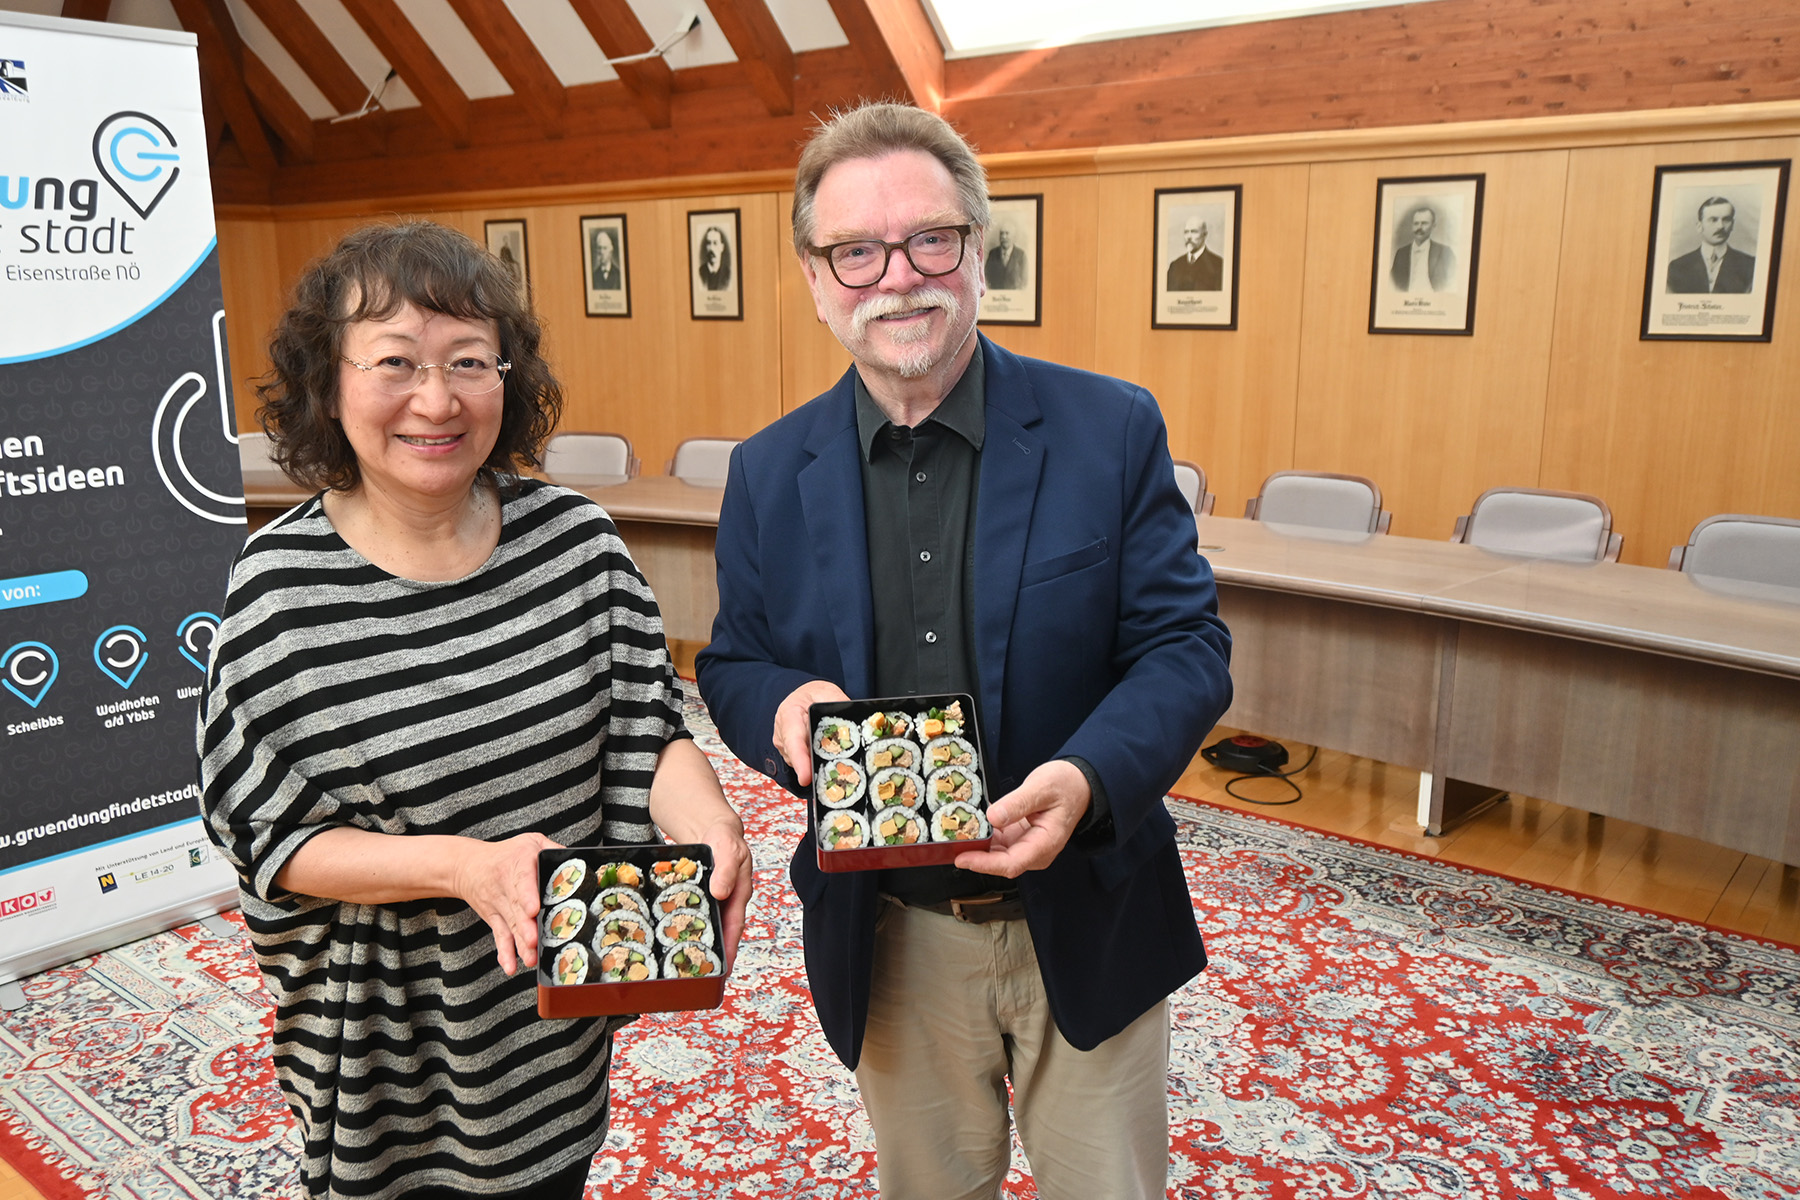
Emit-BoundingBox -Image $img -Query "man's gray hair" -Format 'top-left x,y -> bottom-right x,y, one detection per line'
791,102 -> 990,257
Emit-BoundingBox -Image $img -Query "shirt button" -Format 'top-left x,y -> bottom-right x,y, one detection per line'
919,550 -> 931,562
915,472 -> 927,482
925,631 -> 938,644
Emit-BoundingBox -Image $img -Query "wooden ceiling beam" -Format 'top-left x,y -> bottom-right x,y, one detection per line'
445,0 -> 567,137
243,48 -> 314,161
169,0 -> 278,172
567,0 -> 673,129
239,0 -> 373,117
704,0 -> 796,117
337,0 -> 473,147
59,0 -> 112,21
826,0 -> 942,110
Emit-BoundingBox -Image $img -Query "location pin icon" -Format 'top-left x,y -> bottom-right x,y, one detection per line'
92,111 -> 182,219
94,625 -> 149,689
177,612 -> 220,672
2,642 -> 60,709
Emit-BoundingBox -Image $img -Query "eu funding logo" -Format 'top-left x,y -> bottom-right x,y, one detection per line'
0,58 -> 26,102
0,888 -> 55,920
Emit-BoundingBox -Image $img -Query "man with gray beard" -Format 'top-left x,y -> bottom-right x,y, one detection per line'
697,102 -> 1231,1200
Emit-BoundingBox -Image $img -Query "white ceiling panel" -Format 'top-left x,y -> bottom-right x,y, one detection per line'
226,0 -> 337,119
502,0 -> 615,85
765,0 -> 846,53
298,0 -> 419,109
626,0 -> 735,71
394,0 -> 509,98
106,0 -> 181,32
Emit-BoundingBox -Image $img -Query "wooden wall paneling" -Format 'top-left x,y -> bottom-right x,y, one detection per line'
1090,164 -> 1310,518
1542,136 -> 1800,568
1292,150 -> 1570,543
215,216 -> 283,435
776,191 -> 855,413
976,174 -> 1098,374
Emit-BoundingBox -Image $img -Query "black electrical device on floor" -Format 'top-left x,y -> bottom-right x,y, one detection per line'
1201,734 -> 1317,805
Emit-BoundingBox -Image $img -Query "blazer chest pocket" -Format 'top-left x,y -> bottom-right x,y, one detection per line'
1019,537 -> 1109,589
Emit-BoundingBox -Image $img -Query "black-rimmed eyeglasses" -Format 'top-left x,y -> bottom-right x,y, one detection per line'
807,225 -> 973,288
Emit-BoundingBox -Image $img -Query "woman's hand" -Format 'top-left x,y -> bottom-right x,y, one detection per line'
697,817 -> 755,970
450,832 -> 563,977
648,738 -> 756,971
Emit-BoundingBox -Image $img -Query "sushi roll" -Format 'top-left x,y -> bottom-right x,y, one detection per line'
872,805 -> 924,846
819,809 -> 871,851
865,737 -> 923,773
592,911 -> 652,949
596,942 -> 654,982
541,898 -> 588,948
650,856 -> 706,890
923,735 -> 977,772
591,886 -> 650,919
549,942 -> 590,986
812,716 -> 860,760
655,883 -> 707,916
663,944 -> 723,979
656,907 -> 715,948
925,765 -> 982,813
930,800 -> 990,843
914,699 -> 967,741
869,766 -> 925,811
816,759 -> 867,809
542,856 -> 591,907
861,710 -> 913,744
593,860 -> 645,891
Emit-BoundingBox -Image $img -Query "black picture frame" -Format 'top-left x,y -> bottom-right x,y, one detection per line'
483,218 -> 529,302
978,194 -> 1042,326
580,214 -> 630,318
1151,186 -> 1242,330
1640,159 -> 1789,342
1368,174 -> 1484,336
689,208 -> 743,321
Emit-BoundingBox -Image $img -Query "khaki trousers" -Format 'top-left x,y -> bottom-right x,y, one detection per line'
854,898 -> 1171,1200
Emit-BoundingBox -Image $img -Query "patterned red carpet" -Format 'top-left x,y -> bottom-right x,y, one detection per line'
1,692 -> 1797,1199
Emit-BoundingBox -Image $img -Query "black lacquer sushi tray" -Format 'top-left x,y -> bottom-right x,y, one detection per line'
535,842 -> 727,1017
807,693 -> 994,873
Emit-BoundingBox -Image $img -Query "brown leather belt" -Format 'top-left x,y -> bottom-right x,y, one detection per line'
908,891 -> 1025,924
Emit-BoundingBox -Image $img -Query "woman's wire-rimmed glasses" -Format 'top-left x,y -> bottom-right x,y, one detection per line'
807,224 -> 973,288
342,354 -> 512,396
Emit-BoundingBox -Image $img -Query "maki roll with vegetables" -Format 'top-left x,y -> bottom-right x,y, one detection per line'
870,766 -> 925,810
816,759 -> 866,809
597,942 -> 654,982
655,883 -> 707,916
914,700 -> 966,740
592,912 -> 651,949
542,857 -> 591,906
591,886 -> 649,919
926,765 -> 982,813
813,716 -> 860,760
873,805 -> 924,846
664,944 -> 723,979
550,942 -> 590,986
861,710 -> 913,744
541,898 -> 588,948
930,800 -> 989,842
593,860 -> 644,891
656,908 -> 715,948
923,735 -> 977,771
866,737 -> 922,773
650,856 -> 705,890
819,809 -> 871,850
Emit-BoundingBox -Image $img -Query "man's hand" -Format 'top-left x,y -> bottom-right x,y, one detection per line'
953,759 -> 1090,878
451,832 -> 563,977
773,680 -> 850,787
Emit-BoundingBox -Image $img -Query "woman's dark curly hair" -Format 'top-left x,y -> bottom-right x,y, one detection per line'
256,220 -> 563,492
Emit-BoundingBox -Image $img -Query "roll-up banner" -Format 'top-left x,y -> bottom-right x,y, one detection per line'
0,12 -> 242,984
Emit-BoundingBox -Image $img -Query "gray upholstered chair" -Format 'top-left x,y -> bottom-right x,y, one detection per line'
543,432 -> 639,484
667,437 -> 740,485
1451,486 -> 1622,562
1244,470 -> 1390,533
1668,513 -> 1800,587
1171,460 -> 1215,516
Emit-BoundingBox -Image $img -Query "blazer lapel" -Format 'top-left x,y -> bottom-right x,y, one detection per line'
972,339 -> 1044,753
798,384 -> 876,698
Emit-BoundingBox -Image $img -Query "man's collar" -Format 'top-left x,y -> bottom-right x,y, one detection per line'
855,341 -> 987,461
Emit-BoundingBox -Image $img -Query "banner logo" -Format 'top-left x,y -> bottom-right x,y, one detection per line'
2,642 -> 58,708
93,625 -> 148,689
153,311 -> 246,525
176,612 -> 220,672
0,58 -> 25,102
97,873 -> 118,893
92,111 -> 181,219
0,889 -> 55,919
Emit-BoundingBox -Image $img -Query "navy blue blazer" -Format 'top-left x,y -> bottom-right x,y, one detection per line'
696,337 -> 1233,1068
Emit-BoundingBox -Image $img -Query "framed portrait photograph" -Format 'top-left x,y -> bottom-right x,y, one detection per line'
483,218 -> 529,302
978,194 -> 1042,326
1368,174 -> 1484,336
688,209 -> 742,321
580,214 -> 630,318
1151,186 -> 1241,330
1640,159 -> 1789,342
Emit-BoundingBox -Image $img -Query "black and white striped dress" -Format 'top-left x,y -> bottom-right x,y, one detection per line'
198,480 -> 684,1199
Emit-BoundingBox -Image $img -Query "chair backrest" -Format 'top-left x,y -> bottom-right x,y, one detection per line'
237,431 -> 282,482
1170,460 -> 1215,516
1669,513 -> 1800,587
1245,470 -> 1390,534
1453,486 -> 1621,562
544,432 -> 637,483
667,437 -> 740,485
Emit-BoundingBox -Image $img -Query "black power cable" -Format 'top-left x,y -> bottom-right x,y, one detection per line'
1201,735 -> 1320,805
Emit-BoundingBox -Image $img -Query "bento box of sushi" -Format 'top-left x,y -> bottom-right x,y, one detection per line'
807,693 -> 993,873
535,843 -> 727,1017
